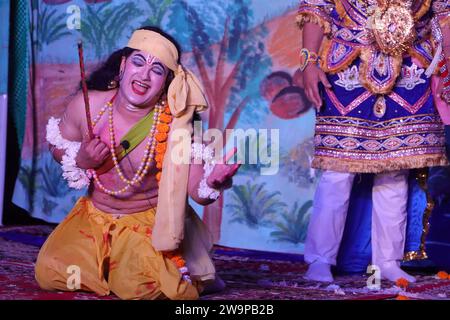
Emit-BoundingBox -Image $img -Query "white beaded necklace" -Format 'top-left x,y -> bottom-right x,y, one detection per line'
88,98 -> 164,196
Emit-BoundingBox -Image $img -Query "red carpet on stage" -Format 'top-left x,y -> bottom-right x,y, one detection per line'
1,225 -> 449,300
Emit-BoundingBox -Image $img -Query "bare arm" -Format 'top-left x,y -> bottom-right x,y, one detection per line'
49,93 -> 84,163
302,22 -> 331,110
49,92 -> 110,169
303,22 -> 324,54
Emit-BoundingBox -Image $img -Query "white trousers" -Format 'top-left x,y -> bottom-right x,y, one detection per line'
304,170 -> 409,266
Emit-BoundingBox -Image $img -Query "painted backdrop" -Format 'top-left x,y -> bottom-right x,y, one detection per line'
13,0 -> 316,254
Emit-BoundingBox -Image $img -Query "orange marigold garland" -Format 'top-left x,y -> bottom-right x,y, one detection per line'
91,99 -> 189,282
154,105 -> 172,184
90,98 -> 163,195
164,249 -> 191,283
395,278 -> 409,290
156,123 -> 170,133
155,132 -> 167,143
155,153 -> 164,163
152,105 -> 190,282
155,142 -> 167,154
395,278 -> 410,300
159,113 -> 172,124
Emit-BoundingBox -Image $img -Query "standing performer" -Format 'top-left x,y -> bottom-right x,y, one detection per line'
297,0 -> 450,283
36,26 -> 240,300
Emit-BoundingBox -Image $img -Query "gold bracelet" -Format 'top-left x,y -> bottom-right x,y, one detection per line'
299,48 -> 320,72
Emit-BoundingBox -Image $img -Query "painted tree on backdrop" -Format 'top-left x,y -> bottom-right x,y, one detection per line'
143,0 -> 173,26
80,2 -> 141,59
31,1 -> 71,52
81,1 -> 174,60
167,0 -> 272,242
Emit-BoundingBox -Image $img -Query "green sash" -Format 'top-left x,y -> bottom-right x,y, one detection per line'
96,110 -> 155,175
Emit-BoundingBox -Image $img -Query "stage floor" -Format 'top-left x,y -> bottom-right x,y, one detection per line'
1,225 -> 449,300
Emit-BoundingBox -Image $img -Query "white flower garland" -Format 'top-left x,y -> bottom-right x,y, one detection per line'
46,117 -> 90,189
191,142 -> 220,200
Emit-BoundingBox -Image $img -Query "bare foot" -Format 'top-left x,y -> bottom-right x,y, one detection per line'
380,261 -> 416,283
304,261 -> 334,282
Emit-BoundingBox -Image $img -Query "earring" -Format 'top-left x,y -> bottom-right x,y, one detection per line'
158,93 -> 167,105
107,79 -> 118,89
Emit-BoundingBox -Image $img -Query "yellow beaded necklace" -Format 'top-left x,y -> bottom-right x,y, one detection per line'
89,96 -> 165,195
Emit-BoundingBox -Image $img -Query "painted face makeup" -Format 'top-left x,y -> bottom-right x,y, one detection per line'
119,50 -> 168,108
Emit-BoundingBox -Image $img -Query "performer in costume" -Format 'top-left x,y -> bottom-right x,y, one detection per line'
297,0 -> 450,283
35,27 -> 240,300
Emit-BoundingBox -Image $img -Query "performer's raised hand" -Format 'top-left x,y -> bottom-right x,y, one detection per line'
207,147 -> 241,190
304,63 -> 332,112
76,136 -> 110,169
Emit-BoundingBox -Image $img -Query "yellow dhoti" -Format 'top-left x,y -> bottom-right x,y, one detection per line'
35,197 -> 215,300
